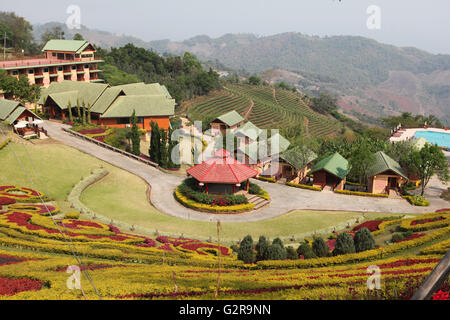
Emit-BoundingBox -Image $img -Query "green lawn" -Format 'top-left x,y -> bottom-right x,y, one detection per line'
1,140 -> 404,243
81,166 -> 403,242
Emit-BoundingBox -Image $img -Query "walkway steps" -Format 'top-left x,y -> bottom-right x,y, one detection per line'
246,194 -> 270,210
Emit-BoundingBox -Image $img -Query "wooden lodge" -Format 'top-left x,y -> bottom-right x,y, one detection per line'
0,99 -> 46,138
210,110 -> 244,136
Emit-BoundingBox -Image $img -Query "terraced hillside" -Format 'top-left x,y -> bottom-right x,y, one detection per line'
183,84 -> 343,137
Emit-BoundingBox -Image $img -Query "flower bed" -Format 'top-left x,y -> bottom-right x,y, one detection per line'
174,188 -> 254,213
400,212 -> 449,231
286,182 -> 322,191
334,189 -> 388,198
0,277 -> 44,296
0,186 -> 46,203
393,233 -> 426,243
352,220 -> 384,232
403,195 -> 430,206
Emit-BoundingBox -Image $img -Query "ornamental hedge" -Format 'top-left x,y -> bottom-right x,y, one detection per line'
256,176 -> 276,183
286,182 -> 322,191
174,188 -> 255,213
248,182 -> 270,200
334,189 -> 388,198
0,138 -> 11,150
403,195 -> 430,206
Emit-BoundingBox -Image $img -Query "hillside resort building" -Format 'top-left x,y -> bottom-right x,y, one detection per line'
40,81 -> 175,132
0,39 -> 103,87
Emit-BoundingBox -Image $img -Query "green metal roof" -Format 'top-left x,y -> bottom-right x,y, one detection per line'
42,81 -> 109,109
5,106 -> 26,123
0,99 -> 21,120
234,121 -> 262,141
280,146 -> 317,170
42,40 -> 93,54
90,87 -> 124,114
47,91 -> 79,110
237,132 -> 290,161
113,83 -> 172,99
100,95 -> 175,118
215,110 -> 244,127
367,151 -> 408,180
310,152 -> 349,180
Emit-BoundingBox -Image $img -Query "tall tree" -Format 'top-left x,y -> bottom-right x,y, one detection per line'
159,128 -> 168,168
149,121 -> 161,164
0,12 -> 36,53
167,126 -> 179,168
81,101 -> 86,125
237,235 -> 255,264
130,110 -> 141,156
349,140 -> 376,185
41,26 -> 65,44
73,33 -> 84,41
67,100 -> 73,122
410,143 -> 449,196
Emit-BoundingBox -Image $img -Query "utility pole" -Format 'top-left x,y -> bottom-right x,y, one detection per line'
0,31 -> 8,61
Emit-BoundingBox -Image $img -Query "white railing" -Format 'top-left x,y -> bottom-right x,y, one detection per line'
62,128 -> 159,168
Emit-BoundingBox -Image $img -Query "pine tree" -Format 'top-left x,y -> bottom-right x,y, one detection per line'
312,237 -> 329,257
130,110 -> 141,155
81,101 -> 86,125
237,235 -> 255,264
255,236 -> 269,261
68,100 -> 73,122
167,127 -> 179,168
266,244 -> 286,260
354,228 -> 375,252
76,99 -> 81,122
149,121 -> 161,164
159,128 -> 168,168
286,246 -> 298,260
297,242 -> 316,259
87,103 -> 91,124
332,233 -> 356,256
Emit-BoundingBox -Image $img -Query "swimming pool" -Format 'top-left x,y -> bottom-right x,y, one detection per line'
414,131 -> 450,149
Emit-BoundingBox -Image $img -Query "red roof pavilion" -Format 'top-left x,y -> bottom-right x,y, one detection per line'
186,149 -> 258,194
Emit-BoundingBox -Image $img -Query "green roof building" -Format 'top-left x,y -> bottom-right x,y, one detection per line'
211,110 -> 245,135
310,152 -> 349,190
367,151 -> 408,194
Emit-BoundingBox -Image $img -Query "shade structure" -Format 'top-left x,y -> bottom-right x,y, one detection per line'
187,149 -> 258,184
14,121 -> 28,128
31,119 -> 44,125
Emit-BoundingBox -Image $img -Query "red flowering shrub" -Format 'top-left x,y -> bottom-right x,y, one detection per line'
78,128 -> 106,135
352,220 -> 384,232
411,217 -> 445,226
0,277 -> 43,296
393,233 -> 426,243
432,290 -> 449,300
0,197 -> 16,206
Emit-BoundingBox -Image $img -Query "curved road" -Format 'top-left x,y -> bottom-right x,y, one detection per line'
44,121 -> 447,222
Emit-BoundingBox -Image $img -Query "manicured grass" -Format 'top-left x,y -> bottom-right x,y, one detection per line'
81,169 -> 403,242
0,140 -> 404,243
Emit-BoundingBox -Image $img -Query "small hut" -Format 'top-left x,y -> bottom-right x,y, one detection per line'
310,153 -> 349,191
210,110 -> 244,136
367,151 -> 408,194
186,149 -> 258,194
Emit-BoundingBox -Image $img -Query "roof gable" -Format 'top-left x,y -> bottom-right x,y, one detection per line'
215,110 -> 244,127
311,152 -> 349,180
0,99 -> 21,120
100,95 -> 175,118
43,81 -> 109,108
42,40 -> 94,54
234,121 -> 262,141
367,151 -> 408,180
280,146 -> 317,170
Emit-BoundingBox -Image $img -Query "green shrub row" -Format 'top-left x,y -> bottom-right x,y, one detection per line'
0,138 -> 11,150
286,182 -> 322,191
403,195 -> 430,206
256,176 -> 276,183
334,189 -> 389,198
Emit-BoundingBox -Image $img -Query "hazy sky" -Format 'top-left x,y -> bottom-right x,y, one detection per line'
3,0 -> 450,54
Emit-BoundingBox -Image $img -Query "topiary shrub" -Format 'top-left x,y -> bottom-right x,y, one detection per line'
286,246 -> 298,260
332,233 -> 355,256
255,236 -> 269,261
354,227 -> 375,252
296,242 -> 317,259
266,244 -> 287,260
64,212 -> 80,219
312,237 -> 330,257
238,235 -> 255,264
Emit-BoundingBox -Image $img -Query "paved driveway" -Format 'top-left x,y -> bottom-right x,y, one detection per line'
44,121 -> 446,222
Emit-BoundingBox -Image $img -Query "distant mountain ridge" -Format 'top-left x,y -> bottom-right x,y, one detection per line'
32,22 -> 450,125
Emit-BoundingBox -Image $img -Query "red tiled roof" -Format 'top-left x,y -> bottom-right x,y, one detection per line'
187,149 -> 258,184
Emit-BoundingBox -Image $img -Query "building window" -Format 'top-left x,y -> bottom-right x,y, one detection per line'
75,54 -> 80,58
71,65 -> 77,70
43,68 -> 49,73
81,54 -> 93,58
11,71 -> 18,75
84,64 -> 89,69
52,52 -> 56,57
137,117 -> 144,124
117,118 -> 130,125
58,67 -> 63,71
57,53 -> 64,60
28,69 -> 34,74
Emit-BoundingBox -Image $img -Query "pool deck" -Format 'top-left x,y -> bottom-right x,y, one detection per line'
389,127 -> 450,144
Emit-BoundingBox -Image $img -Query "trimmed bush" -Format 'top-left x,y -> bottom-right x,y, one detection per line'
296,242 -> 316,259
286,246 -> 298,260
334,189 -> 388,198
403,195 -> 430,206
332,233 -> 355,256
238,235 -> 255,264
256,176 -> 276,183
255,236 -> 269,261
286,182 -> 322,191
266,244 -> 286,260
312,237 -> 329,257
248,182 -> 270,200
354,228 -> 375,252
64,212 -> 80,219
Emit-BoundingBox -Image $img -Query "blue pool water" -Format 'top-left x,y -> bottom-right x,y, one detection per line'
414,131 -> 450,149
